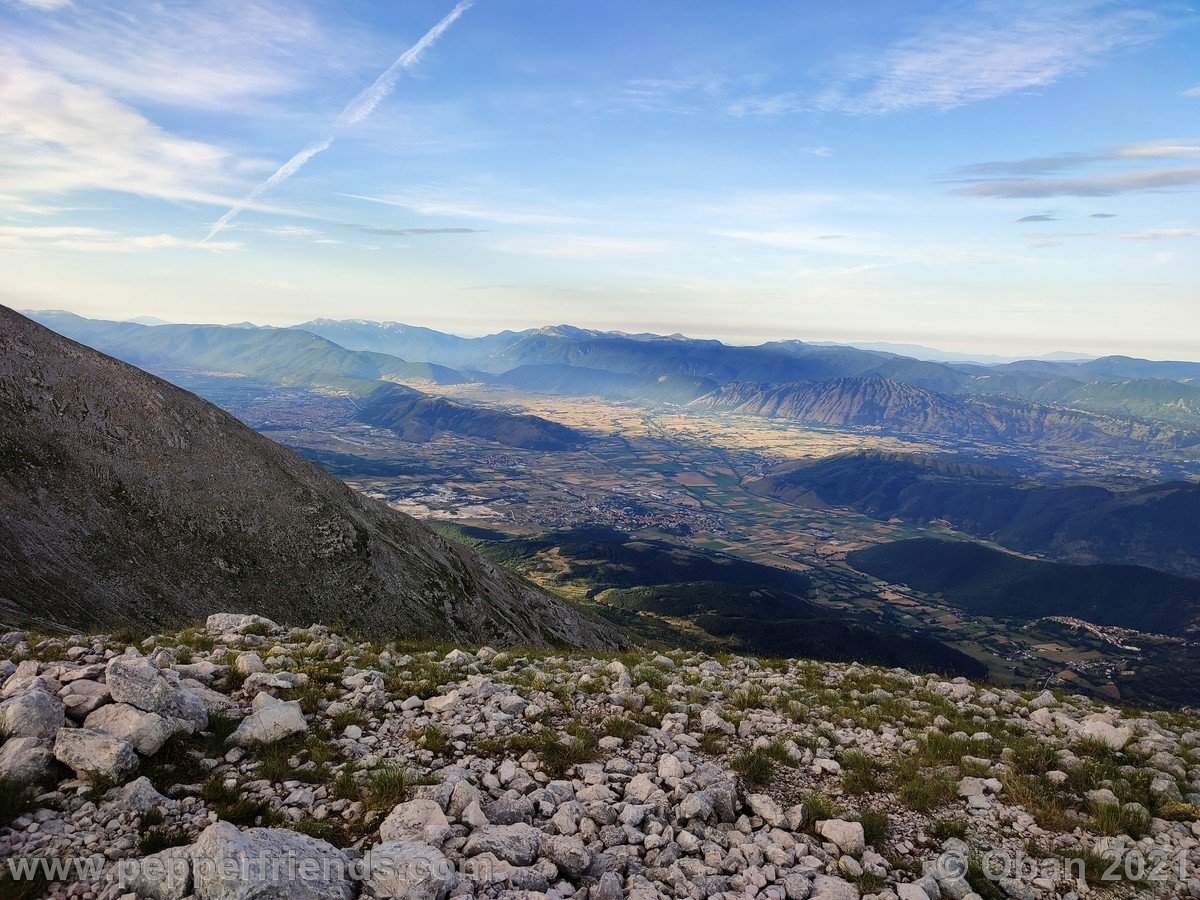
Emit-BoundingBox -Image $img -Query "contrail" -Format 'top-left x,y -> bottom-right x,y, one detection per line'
203,0 -> 473,243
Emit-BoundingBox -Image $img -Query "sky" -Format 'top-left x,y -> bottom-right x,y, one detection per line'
1,0 -> 1198,359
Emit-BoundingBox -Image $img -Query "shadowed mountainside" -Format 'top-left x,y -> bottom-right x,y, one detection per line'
749,450 -> 1200,578
847,538 -> 1200,635
0,305 -> 620,648
27,311 -> 584,451
355,382 -> 586,450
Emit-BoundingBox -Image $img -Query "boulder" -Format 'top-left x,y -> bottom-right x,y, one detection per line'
462,823 -> 541,866
120,845 -> 193,900
105,655 -> 208,732
540,834 -> 592,879
362,841 -> 453,900
1079,717 -> 1132,751
53,727 -> 138,782
59,679 -> 111,720
0,736 -> 55,783
379,799 -> 452,847
0,689 -> 64,738
811,874 -> 861,900
747,792 -> 785,827
816,819 -> 866,855
243,671 -> 308,696
205,613 -> 281,636
228,697 -> 307,746
85,703 -> 175,755
190,821 -> 353,900
235,652 -> 266,676
105,775 -> 170,813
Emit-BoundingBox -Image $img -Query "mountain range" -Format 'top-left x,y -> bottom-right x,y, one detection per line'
0,305 -> 618,647
24,311 -> 582,451
750,450 -> 1200,578
293,318 -> 1200,448
691,376 -> 1197,454
29,313 -> 1200,459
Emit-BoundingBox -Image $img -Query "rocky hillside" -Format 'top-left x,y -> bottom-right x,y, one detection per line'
355,382 -> 587,451
750,451 -> 1200,578
0,305 -> 618,649
691,377 -> 1197,454
2,616 -> 1199,899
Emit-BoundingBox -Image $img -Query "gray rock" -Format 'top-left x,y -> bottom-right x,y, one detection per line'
205,613 -> 281,636
0,736 -> 55,783
816,819 -> 866,855
747,792 -> 785,826
0,689 -> 64,738
228,696 -> 307,746
540,833 -> 592,879
53,727 -> 139,781
85,702 -> 175,755
190,820 -> 353,900
379,798 -> 452,847
811,874 -> 861,900
462,823 -> 542,866
120,845 -> 193,900
1079,717 -> 1132,750
105,775 -> 169,813
362,841 -> 452,900
105,655 -> 208,732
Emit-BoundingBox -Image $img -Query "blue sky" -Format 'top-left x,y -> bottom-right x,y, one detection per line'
1,0 -> 1198,357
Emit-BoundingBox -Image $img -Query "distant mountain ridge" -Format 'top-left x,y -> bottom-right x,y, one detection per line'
751,450 -> 1200,578
0,305 -> 619,647
691,376 -> 1199,454
33,312 -> 1200,453
848,538 -> 1200,635
355,382 -> 585,450
26,311 -> 583,451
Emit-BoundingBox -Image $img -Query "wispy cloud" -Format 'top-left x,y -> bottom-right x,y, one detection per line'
498,235 -> 670,259
342,191 -> 582,226
1115,227 -> 1197,240
949,139 -> 1200,198
203,1 -> 473,242
0,223 -> 240,253
1184,84 -> 1200,97
725,93 -> 801,118
1090,212 -> 1119,218
338,224 -> 484,236
1016,214 -> 1058,222
819,1 -> 1179,115
954,165 -> 1200,198
0,48 -> 244,206
7,0 -> 345,111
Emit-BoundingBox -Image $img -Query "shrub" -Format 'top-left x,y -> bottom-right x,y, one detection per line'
364,766 -> 417,811
138,828 -> 192,855
0,779 -> 37,828
731,749 -> 776,788
931,818 -> 969,840
854,809 -> 890,846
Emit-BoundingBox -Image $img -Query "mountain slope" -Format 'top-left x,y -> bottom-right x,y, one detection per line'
490,364 -> 715,403
355,382 -> 587,450
27,312 -> 588,451
847,538 -> 1200,635
28,311 -> 468,388
691,376 -> 995,437
751,450 -> 1200,577
692,376 -> 1198,453
0,305 -> 620,648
